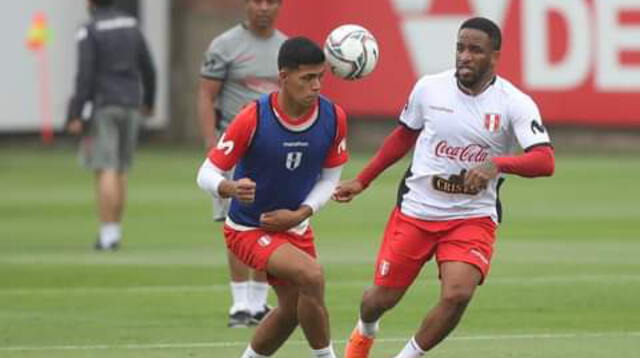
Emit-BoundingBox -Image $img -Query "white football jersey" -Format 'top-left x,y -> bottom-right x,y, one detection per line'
398,70 -> 551,223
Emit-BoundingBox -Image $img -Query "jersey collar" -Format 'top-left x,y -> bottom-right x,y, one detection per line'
270,92 -> 319,132
456,75 -> 497,97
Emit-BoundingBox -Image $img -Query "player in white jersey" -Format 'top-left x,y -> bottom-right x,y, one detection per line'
197,0 -> 286,328
334,17 -> 555,358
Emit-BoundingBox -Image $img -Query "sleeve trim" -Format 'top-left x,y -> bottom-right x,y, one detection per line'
397,120 -> 422,132
524,142 -> 553,152
200,75 -> 225,81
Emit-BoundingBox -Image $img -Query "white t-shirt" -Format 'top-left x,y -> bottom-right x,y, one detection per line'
398,70 -> 551,223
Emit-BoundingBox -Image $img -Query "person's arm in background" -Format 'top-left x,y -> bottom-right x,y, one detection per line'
197,78 -> 223,150
199,35 -> 229,150
66,26 -> 96,135
138,30 -> 156,117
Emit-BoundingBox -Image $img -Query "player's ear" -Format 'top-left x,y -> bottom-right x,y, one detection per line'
491,50 -> 501,66
279,69 -> 288,83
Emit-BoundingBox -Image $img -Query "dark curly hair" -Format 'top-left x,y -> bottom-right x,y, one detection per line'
460,17 -> 502,51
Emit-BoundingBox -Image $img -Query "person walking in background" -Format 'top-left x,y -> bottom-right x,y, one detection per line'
197,37 -> 348,358
66,0 -> 155,251
197,0 -> 286,328
334,17 -> 555,358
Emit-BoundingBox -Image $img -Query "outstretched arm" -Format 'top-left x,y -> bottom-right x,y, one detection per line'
334,124 -> 419,202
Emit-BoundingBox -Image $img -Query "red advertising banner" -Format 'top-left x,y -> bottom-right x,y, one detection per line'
277,0 -> 640,127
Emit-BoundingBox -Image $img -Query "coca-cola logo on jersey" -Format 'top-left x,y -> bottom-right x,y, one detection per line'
435,141 -> 489,163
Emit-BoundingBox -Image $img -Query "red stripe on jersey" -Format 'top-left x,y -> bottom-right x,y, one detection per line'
207,103 -> 258,171
323,104 -> 349,168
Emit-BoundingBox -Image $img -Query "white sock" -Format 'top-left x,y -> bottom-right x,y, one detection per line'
99,222 -> 121,247
240,345 -> 269,358
394,337 -> 425,358
230,281 -> 250,314
249,280 -> 269,314
311,344 -> 337,358
357,317 -> 380,338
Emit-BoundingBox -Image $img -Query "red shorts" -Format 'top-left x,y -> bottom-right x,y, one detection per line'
374,208 -> 496,288
223,226 -> 316,286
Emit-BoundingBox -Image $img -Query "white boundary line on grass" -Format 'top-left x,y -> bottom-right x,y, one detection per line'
1,331 -> 639,352
2,274 -> 640,295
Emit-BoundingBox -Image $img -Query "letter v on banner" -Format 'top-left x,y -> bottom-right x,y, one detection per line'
393,0 -> 510,76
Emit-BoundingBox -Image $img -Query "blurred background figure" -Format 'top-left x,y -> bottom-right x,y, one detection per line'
197,0 -> 286,328
66,0 -> 155,250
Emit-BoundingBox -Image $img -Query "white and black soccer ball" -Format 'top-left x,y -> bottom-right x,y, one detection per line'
324,24 -> 379,80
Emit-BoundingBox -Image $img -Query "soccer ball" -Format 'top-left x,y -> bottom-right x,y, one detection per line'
324,24 -> 379,80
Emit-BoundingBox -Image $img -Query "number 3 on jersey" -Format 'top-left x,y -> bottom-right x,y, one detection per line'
286,151 -> 303,171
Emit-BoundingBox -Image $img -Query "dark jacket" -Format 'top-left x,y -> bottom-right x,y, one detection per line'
67,6 -> 155,121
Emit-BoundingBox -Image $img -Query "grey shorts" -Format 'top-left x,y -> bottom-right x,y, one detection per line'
80,106 -> 142,172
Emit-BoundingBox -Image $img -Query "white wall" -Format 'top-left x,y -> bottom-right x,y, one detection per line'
140,0 -> 170,130
0,0 -> 169,132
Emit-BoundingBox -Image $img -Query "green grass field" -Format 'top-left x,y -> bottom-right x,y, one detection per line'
1,147 -> 639,357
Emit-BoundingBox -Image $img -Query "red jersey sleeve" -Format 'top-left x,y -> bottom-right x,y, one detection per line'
207,103 -> 258,171
356,124 -> 420,188
323,104 -> 349,168
492,145 -> 555,177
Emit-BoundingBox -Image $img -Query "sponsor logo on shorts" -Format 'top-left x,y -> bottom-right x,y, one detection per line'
258,235 -> 272,247
379,260 -> 390,276
470,249 -> 489,265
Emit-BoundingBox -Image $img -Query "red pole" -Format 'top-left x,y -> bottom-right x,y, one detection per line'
37,48 -> 54,144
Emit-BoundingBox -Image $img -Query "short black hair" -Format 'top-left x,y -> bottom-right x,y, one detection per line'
91,0 -> 114,7
277,37 -> 325,70
459,17 -> 502,51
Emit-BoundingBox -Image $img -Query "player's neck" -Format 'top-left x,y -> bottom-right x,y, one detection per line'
244,22 -> 275,38
276,92 -> 313,120
458,73 -> 496,96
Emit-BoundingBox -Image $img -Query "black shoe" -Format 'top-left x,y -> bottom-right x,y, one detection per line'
94,238 -> 120,251
250,305 -> 272,325
228,310 -> 252,328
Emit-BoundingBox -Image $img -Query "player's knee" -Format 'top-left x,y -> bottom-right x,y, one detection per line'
363,287 -> 402,312
276,306 -> 299,325
440,286 -> 474,307
295,263 -> 324,290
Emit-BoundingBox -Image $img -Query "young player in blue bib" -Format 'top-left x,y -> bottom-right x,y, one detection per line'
197,37 -> 349,358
